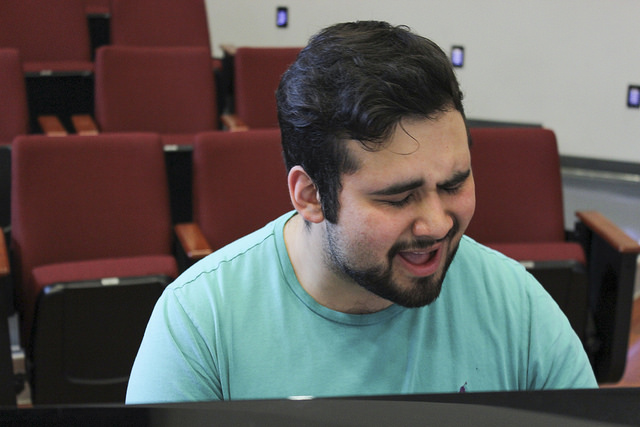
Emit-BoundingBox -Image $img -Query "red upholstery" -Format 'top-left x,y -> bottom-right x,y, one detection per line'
466,127 -> 585,264
193,129 -> 292,250
94,46 -> 217,141
234,47 -> 302,129
109,0 -> 220,70
110,0 -> 210,49
10,133 -> 177,342
467,127 -> 565,242
0,49 -> 28,143
0,0 -> 92,74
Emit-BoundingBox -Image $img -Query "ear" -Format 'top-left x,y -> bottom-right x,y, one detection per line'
288,166 -> 324,223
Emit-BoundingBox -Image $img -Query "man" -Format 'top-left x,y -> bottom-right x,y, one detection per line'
126,21 -> 597,404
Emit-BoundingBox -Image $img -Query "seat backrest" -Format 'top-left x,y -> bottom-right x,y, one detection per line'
109,0 -> 211,49
0,49 -> 28,143
234,47 -> 301,129
465,127 -> 566,244
11,133 -> 173,300
94,46 -> 217,134
0,0 -> 91,69
193,129 -> 292,250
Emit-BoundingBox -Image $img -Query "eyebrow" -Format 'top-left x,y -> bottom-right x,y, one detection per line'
437,169 -> 472,190
368,178 -> 425,197
368,168 -> 471,197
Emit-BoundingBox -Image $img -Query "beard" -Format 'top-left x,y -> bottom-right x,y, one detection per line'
324,221 -> 461,308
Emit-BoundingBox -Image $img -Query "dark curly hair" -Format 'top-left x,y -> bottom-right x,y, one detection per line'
276,21 -> 465,223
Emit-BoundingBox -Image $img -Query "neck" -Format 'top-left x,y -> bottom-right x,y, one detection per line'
284,214 -> 393,314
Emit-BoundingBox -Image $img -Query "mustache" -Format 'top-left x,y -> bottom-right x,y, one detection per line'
388,219 -> 459,259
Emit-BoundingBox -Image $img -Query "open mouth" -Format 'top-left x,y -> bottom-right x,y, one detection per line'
396,245 -> 443,277
399,250 -> 437,265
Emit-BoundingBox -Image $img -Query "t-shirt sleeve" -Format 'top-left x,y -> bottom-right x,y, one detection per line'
125,288 -> 222,404
524,274 -> 598,390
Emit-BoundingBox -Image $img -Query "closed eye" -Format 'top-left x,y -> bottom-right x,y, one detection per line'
438,169 -> 471,195
380,193 -> 415,208
440,182 -> 464,195
369,178 -> 423,208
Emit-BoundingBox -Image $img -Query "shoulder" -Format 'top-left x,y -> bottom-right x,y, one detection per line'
453,235 -> 534,283
161,211 -> 295,313
446,235 -> 553,312
177,212 -> 293,284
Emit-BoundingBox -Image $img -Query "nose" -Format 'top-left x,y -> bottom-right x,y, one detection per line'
411,194 -> 454,240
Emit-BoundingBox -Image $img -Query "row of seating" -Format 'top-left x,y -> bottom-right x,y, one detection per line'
0,0 -> 213,75
0,43 -> 301,137
81,44 -> 300,137
80,44 -> 299,136
0,43 -> 301,224
0,129 -> 291,405
0,0 -> 223,137
0,0 -> 302,133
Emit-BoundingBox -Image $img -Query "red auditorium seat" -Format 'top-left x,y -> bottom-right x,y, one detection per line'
175,129 -> 292,265
8,133 -> 178,404
0,0 -> 92,75
89,45 -> 218,146
221,47 -> 302,131
109,0 -> 220,70
110,0 -> 210,48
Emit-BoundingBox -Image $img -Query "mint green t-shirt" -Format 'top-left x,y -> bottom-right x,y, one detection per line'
126,212 -> 597,404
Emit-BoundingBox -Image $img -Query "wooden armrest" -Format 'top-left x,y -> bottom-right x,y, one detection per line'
576,211 -> 640,254
175,223 -> 213,261
220,114 -> 249,132
71,114 -> 99,135
37,115 -> 67,136
0,231 -> 9,277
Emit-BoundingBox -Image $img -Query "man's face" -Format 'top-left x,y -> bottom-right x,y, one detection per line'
322,110 -> 475,307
